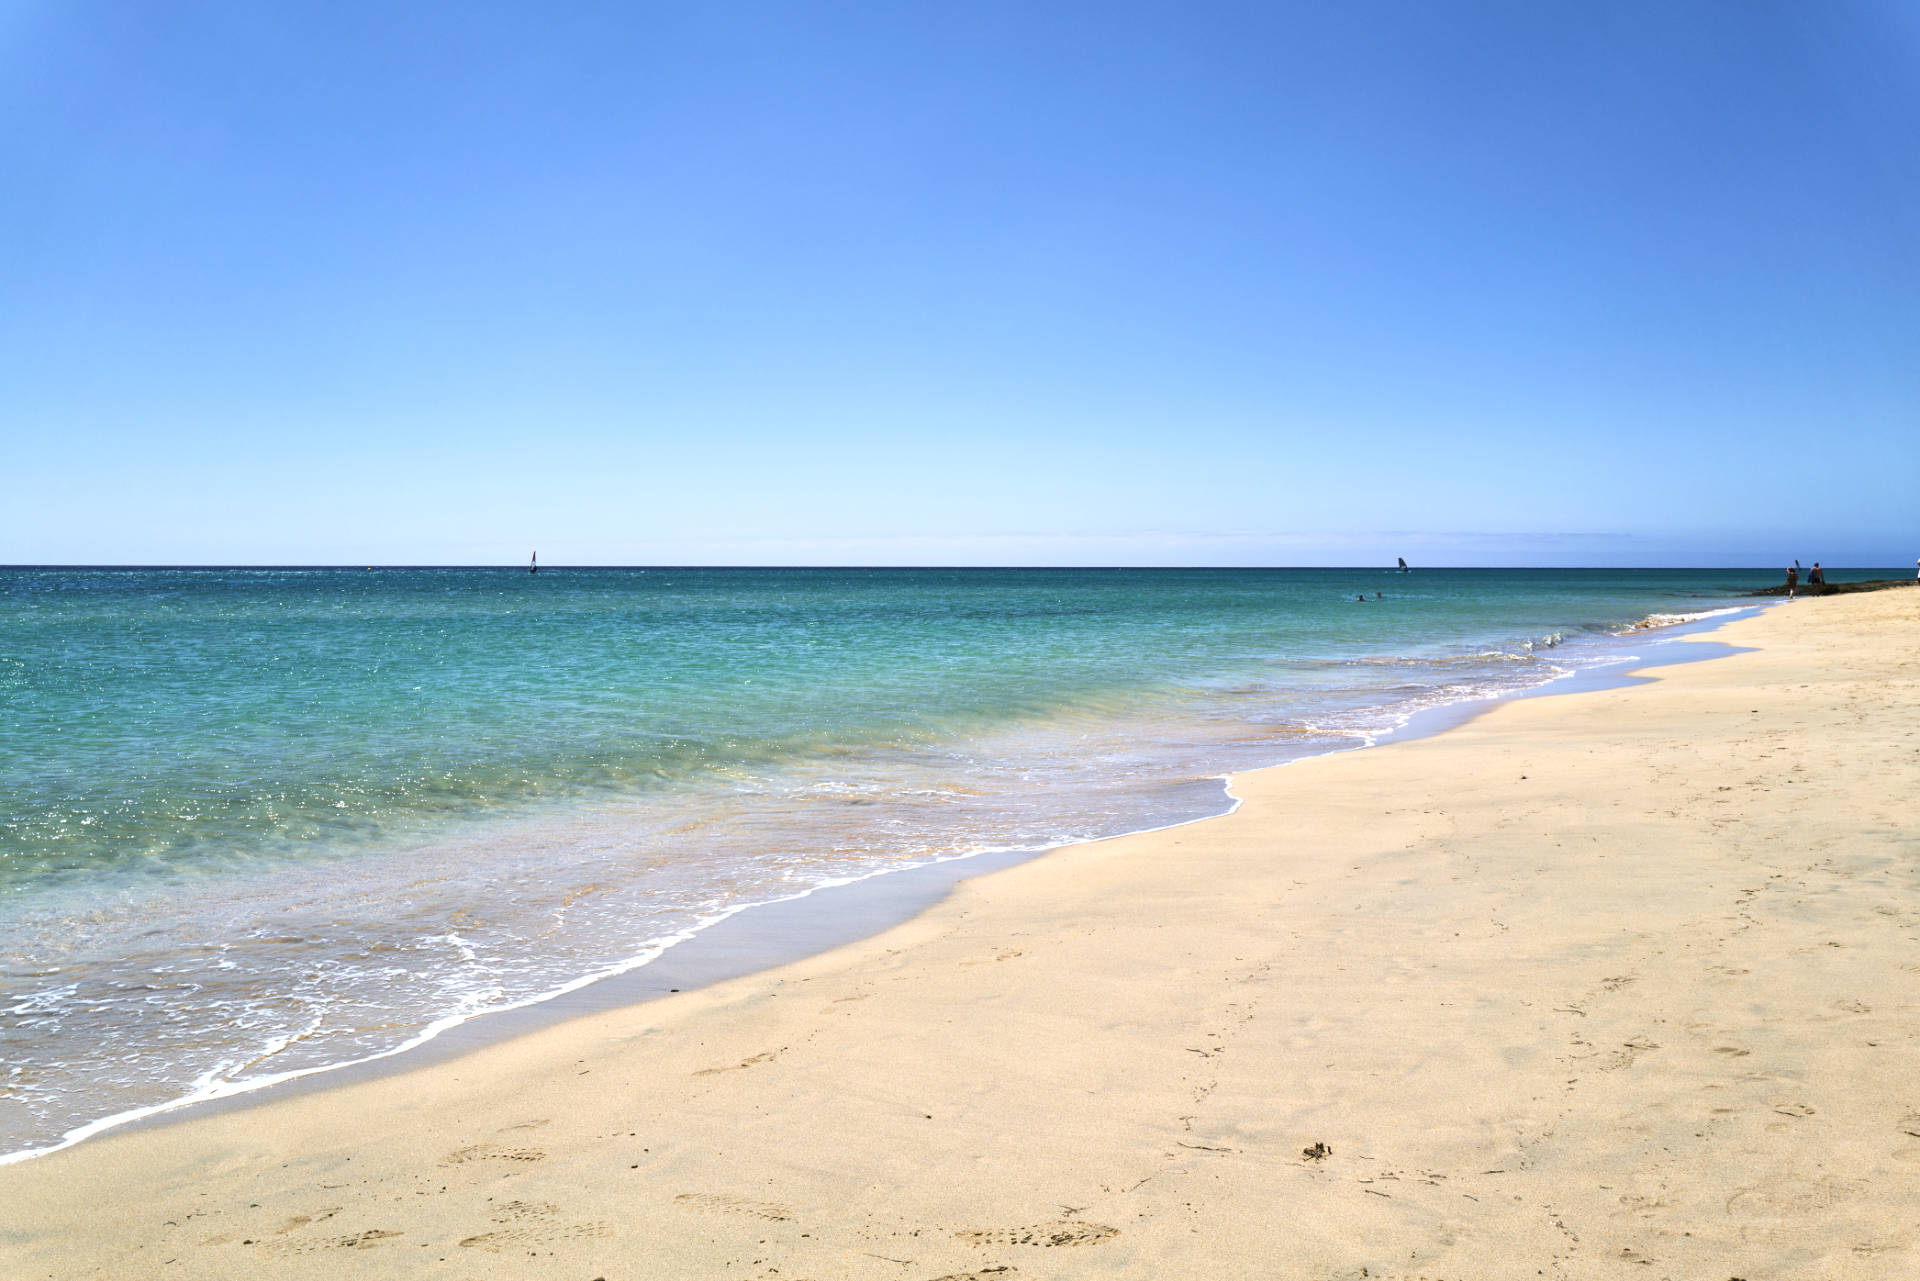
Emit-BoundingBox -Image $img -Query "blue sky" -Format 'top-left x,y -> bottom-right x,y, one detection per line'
3,1 -> 1915,566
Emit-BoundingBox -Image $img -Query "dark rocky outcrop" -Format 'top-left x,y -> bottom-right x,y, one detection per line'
1748,578 -> 1916,597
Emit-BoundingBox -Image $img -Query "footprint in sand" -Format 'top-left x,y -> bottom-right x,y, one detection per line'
928,1269 -> 1018,1281
459,1221 -> 611,1251
264,1228 -> 403,1254
673,1192 -> 794,1222
954,1222 -> 1118,1248
273,1207 -> 341,1234
693,1049 -> 784,1076
456,1200 -> 613,1252
1728,1175 -> 1862,1213
1598,1039 -> 1660,1071
959,950 -> 1024,967
442,1143 -> 546,1165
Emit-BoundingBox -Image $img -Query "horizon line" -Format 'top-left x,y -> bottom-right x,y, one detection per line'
0,563 -> 1885,574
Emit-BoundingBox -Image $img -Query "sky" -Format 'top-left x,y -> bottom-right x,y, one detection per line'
3,1 -> 1915,567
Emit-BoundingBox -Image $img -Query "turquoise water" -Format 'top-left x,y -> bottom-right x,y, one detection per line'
0,566 -> 1786,1156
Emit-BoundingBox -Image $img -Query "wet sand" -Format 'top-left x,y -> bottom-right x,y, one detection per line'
4,585 -> 1917,1279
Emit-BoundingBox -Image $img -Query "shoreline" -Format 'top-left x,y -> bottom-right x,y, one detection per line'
0,605 -> 1764,1167
4,589 -> 1915,1275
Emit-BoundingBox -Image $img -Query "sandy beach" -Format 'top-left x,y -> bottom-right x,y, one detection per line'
4,586 -> 1916,1279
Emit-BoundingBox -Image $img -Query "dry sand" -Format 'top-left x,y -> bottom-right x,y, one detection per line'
4,587 -> 1918,1280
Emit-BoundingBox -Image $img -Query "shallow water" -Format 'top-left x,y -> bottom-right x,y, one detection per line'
1,566 -> 1778,1155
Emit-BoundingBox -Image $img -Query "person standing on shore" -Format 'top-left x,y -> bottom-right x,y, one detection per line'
1786,565 -> 1798,599
1810,562 -> 1825,587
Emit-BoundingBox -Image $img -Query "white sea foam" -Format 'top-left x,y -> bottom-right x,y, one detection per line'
0,799 -> 1248,1168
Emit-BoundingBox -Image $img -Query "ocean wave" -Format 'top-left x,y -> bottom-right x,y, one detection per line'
1614,606 -> 1748,635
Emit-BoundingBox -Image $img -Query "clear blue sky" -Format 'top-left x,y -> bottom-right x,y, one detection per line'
4,1 -> 1915,566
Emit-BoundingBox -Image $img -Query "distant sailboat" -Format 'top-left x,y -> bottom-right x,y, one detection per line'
530,551 -> 538,575
1396,557 -> 1409,572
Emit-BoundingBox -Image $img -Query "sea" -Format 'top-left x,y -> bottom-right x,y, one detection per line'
0,565 -> 1792,1160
